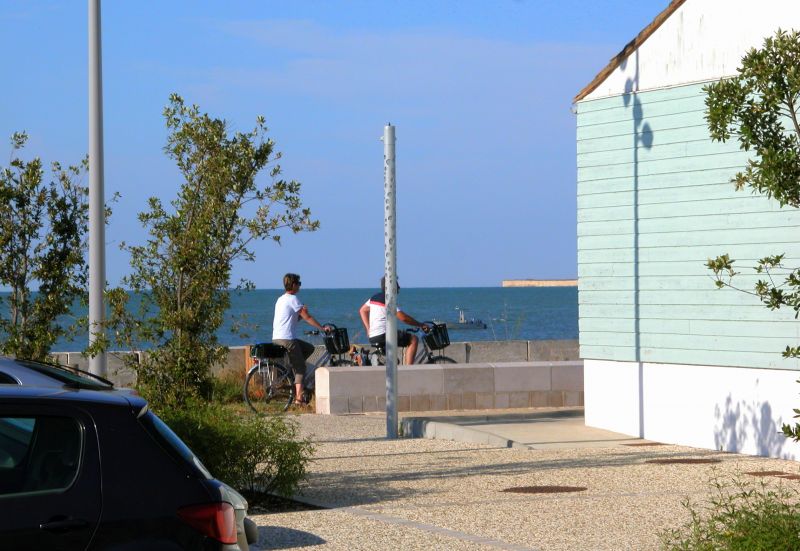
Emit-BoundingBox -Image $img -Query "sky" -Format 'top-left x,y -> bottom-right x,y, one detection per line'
0,1 -> 668,289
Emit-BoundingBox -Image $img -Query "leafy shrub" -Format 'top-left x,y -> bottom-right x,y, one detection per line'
660,474 -> 800,551
156,400 -> 314,502
210,370 -> 245,404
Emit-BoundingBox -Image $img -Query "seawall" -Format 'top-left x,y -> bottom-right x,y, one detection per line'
52,339 -> 579,388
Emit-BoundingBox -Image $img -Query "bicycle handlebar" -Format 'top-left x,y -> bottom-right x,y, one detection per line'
407,321 -> 433,334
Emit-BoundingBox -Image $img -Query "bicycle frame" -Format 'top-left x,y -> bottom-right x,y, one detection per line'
369,327 -> 444,365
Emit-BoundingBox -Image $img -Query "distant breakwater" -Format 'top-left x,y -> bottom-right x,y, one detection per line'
501,279 -> 577,287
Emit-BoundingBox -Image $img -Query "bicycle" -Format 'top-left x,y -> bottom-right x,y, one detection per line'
369,321 -> 457,366
245,324 -> 355,413
286,324 -> 356,408
243,342 -> 294,414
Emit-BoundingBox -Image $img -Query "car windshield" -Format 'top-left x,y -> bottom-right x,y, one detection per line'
16,360 -> 114,391
140,411 -> 213,480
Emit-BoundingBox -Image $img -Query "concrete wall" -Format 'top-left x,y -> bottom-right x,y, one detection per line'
315,361 -> 583,415
54,339 -> 578,387
585,358 -> 800,460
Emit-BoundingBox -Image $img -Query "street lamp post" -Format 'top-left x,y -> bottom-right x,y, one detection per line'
88,0 -> 107,376
383,124 -> 398,439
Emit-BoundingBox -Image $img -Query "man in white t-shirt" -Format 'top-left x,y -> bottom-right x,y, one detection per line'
359,276 -> 427,365
273,273 -> 329,406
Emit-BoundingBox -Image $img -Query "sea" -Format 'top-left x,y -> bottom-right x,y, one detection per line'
28,287 -> 577,351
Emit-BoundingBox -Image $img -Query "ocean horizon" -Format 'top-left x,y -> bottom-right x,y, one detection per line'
3,286 -> 578,352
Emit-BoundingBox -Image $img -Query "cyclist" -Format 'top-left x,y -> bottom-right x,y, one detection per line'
359,276 -> 428,365
273,273 -> 330,407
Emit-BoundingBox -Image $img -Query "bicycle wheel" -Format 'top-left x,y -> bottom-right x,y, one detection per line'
244,362 -> 292,414
427,355 -> 457,364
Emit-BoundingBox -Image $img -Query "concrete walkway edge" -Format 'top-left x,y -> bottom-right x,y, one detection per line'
400,408 -> 584,449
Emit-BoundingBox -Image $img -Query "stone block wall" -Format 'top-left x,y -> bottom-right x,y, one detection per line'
315,360 -> 583,415
52,339 -> 578,389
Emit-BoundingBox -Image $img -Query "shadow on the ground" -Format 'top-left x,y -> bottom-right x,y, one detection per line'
301,446 -> 736,508
315,445 -> 509,460
254,526 -> 326,550
311,436 -> 388,444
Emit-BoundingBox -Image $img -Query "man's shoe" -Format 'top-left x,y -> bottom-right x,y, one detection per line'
290,401 -> 312,412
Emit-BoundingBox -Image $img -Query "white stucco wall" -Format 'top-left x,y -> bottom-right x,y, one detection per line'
585,0 -> 800,100
585,359 -> 800,459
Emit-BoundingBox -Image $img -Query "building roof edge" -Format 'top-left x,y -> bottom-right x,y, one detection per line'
573,0 -> 688,103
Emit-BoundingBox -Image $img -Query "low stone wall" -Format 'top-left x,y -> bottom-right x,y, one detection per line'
49,348 -> 249,387
53,339 -> 579,389
314,361 -> 583,415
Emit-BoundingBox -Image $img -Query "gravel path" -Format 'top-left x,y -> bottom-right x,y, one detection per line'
249,412 -> 800,550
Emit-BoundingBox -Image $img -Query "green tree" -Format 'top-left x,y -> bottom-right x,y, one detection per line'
111,94 -> 318,406
0,132 -> 90,360
704,29 -> 800,439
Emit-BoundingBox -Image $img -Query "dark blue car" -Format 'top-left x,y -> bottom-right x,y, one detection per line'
0,386 -> 258,550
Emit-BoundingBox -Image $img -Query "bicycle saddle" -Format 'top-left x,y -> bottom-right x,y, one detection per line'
251,342 -> 287,359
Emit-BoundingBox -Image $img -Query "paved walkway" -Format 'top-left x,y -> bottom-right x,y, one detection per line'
399,408 -> 646,450
250,408 -> 800,550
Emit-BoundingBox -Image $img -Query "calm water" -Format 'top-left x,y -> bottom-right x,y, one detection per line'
9,287 -> 578,351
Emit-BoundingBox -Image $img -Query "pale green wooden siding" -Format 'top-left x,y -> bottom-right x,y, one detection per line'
576,82 -> 800,370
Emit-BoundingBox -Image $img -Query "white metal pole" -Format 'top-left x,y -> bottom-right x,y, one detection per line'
383,124 -> 398,439
88,0 -> 107,376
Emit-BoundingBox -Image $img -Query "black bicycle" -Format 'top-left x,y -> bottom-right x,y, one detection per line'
369,321 -> 456,365
245,324 -> 355,413
243,342 -> 294,414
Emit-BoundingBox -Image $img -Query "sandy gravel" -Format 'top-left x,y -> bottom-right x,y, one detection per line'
249,412 -> 800,551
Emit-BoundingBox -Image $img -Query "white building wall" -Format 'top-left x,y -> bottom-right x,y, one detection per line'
585,0 -> 800,100
585,359 -> 800,459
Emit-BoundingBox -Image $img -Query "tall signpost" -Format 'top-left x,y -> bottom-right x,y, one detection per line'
88,0 -> 107,376
383,124 -> 398,439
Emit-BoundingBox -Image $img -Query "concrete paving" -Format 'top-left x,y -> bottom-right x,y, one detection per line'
400,408 -> 645,450
250,407 -> 800,551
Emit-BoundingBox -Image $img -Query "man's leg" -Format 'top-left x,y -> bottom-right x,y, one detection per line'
284,340 -> 307,402
297,340 -> 317,399
404,331 -> 417,365
298,339 -> 316,361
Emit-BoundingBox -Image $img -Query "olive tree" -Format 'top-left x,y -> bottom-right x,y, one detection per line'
110,94 -> 318,406
0,132 -> 89,360
704,29 -> 800,439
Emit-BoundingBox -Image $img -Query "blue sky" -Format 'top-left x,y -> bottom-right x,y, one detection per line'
1,1 -> 666,289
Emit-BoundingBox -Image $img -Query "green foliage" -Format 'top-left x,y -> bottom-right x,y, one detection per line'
660,475 -> 800,551
210,371 -> 246,404
157,401 -> 314,501
705,29 -> 800,208
108,94 -> 318,407
0,132 -> 89,360
704,30 -> 800,441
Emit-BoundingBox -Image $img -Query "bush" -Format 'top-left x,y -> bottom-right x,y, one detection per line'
660,474 -> 800,551
156,400 -> 314,502
209,371 -> 245,404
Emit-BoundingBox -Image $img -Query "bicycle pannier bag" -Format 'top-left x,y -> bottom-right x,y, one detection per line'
250,342 -> 286,359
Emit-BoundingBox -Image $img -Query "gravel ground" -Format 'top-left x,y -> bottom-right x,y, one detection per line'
249,412 -> 800,551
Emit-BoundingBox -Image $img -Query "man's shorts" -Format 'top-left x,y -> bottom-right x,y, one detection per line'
369,331 -> 412,348
273,339 -> 315,384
